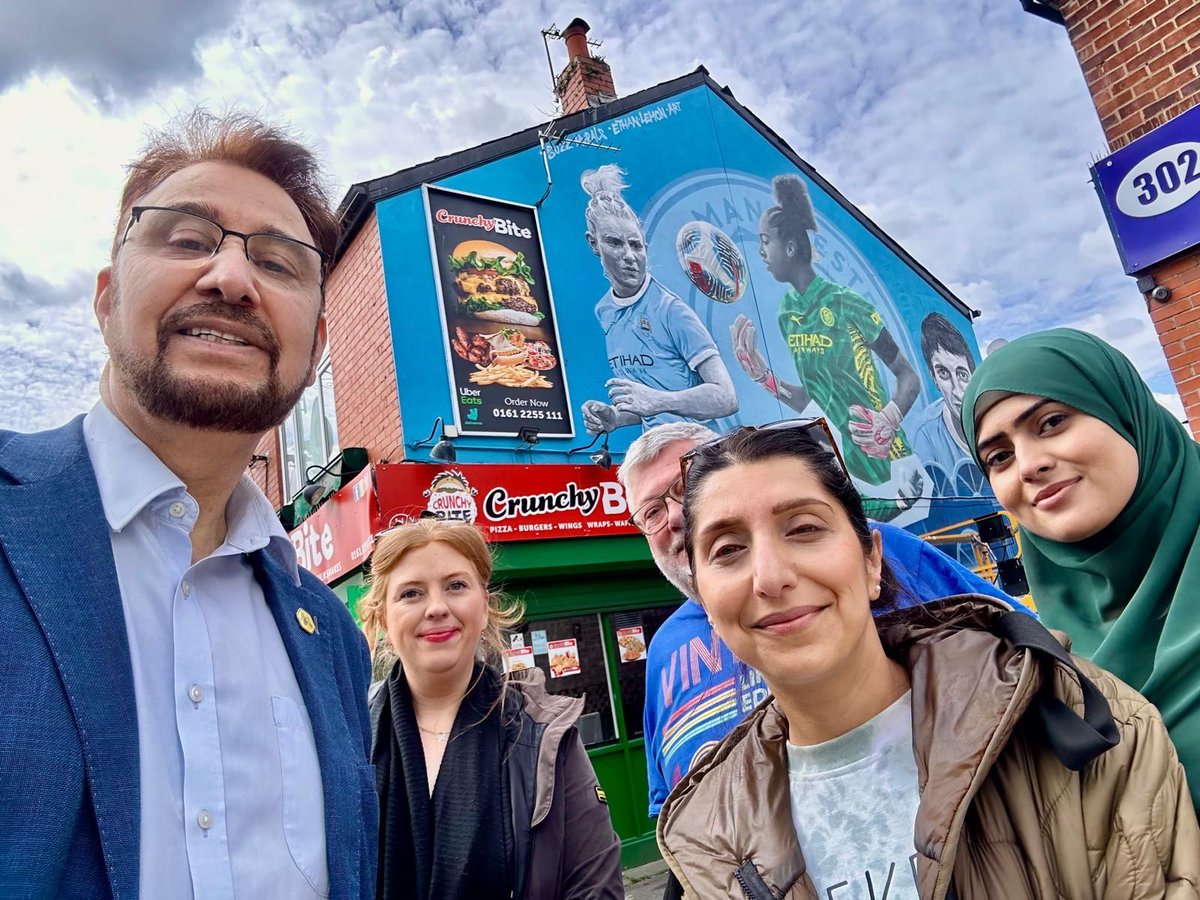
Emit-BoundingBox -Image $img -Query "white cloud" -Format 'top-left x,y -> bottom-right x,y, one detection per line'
1155,391 -> 1186,423
0,0 -> 1183,430
0,303 -> 107,432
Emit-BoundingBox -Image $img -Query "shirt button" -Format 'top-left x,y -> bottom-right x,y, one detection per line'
188,684 -> 204,703
181,581 -> 190,597
169,501 -> 186,518
197,810 -> 213,830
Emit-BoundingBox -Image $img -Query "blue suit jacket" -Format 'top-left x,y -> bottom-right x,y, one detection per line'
0,419 -> 378,900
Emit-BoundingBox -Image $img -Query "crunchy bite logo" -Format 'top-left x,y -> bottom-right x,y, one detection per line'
435,208 -> 532,239
423,470 -> 479,523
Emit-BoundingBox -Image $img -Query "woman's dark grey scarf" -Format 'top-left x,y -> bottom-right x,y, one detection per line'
374,661 -> 514,899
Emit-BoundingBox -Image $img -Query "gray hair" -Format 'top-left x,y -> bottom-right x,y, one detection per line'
619,422 -> 720,486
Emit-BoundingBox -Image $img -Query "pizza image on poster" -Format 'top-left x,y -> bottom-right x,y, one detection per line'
424,184 -> 575,437
547,639 -> 581,678
616,626 -> 647,663
503,646 -> 535,674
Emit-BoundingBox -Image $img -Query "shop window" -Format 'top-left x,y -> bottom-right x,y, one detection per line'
607,606 -> 678,741
511,614 -> 617,747
279,356 -> 340,499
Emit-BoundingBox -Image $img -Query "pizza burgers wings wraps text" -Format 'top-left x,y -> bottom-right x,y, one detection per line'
450,240 -> 544,327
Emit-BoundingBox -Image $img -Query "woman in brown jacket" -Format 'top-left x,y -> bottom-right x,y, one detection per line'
657,421 -> 1199,899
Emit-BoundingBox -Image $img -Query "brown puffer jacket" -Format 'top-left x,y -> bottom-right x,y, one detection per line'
657,597 -> 1200,899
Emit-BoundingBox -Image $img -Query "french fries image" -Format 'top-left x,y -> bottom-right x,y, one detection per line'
469,362 -> 554,388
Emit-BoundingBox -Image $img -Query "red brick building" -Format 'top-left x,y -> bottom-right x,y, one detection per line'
248,18 -> 618,510
1023,0 -> 1200,431
252,18 -> 1020,861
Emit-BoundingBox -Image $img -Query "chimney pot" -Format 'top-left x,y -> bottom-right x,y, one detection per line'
563,17 -> 590,61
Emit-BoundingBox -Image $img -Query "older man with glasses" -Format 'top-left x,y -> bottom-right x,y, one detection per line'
620,422 -> 1028,840
0,110 -> 375,899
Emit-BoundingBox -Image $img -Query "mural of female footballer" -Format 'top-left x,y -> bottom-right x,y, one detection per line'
732,174 -> 924,518
579,164 -> 738,435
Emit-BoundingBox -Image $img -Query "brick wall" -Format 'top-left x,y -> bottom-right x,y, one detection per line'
1057,0 -> 1200,431
252,211 -> 403,508
555,57 -> 617,114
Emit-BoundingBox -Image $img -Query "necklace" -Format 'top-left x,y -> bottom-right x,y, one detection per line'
417,723 -> 451,743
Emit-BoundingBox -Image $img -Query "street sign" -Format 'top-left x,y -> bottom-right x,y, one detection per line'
1091,102 -> 1200,273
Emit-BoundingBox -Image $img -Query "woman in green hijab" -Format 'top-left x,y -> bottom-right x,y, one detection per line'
963,327 -> 1200,807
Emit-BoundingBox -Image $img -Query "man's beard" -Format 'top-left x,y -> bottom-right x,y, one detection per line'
107,285 -> 317,434
651,536 -> 695,599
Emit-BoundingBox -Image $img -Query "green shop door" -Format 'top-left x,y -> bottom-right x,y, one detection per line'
493,535 -> 686,867
509,602 -> 680,869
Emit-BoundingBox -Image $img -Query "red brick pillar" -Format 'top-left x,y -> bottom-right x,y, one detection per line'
1057,0 -> 1200,431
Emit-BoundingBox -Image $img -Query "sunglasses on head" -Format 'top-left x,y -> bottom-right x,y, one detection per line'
677,417 -> 847,489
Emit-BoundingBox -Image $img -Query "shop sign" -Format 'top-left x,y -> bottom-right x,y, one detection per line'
1091,103 -> 1200,273
375,462 -> 638,542
288,467 -> 377,584
423,185 -> 574,438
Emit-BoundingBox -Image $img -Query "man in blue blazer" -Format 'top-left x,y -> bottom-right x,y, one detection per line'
0,110 -> 377,899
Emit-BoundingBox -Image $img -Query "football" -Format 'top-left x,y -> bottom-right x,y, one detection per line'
675,220 -> 747,303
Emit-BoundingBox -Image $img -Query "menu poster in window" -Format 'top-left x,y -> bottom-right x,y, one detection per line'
547,639 -> 581,678
423,185 -> 574,438
503,646 -> 535,674
530,630 -> 549,655
616,626 -> 647,663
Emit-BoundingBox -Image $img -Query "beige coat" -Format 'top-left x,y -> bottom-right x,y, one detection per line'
657,597 -> 1200,899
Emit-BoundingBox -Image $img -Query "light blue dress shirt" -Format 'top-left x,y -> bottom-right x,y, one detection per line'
83,402 -> 328,899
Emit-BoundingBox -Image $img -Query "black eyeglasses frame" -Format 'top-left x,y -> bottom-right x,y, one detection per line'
122,205 -> 329,286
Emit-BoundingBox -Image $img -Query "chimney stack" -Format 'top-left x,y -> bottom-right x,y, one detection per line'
554,18 -> 617,114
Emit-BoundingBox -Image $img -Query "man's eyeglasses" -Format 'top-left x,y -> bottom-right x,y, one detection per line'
121,206 -> 328,290
678,418 -> 846,488
628,475 -> 684,535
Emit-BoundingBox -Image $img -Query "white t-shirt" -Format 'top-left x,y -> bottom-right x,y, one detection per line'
786,691 -> 921,899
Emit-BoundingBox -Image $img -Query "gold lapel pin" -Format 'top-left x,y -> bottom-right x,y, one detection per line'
297,608 -> 317,634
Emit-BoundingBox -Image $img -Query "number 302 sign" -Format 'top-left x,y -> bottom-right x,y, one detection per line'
1115,143 -> 1200,218
1093,105 -> 1200,274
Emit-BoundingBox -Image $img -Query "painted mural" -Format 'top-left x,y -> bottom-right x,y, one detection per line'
376,81 -> 996,533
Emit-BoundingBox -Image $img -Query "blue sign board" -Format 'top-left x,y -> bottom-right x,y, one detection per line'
1091,102 -> 1200,274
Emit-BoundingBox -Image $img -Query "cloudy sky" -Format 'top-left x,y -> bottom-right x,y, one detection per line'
0,0 -> 1181,432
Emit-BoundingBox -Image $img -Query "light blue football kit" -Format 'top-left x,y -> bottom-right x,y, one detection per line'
594,276 -> 719,430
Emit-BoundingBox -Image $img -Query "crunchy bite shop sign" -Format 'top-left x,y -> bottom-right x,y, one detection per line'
288,467 -> 377,584
375,463 -> 638,542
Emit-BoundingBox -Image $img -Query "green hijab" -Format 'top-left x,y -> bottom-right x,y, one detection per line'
963,328 -> 1200,805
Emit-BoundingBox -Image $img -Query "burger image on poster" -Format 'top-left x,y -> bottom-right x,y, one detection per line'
676,220 -> 747,304
450,240 -> 544,327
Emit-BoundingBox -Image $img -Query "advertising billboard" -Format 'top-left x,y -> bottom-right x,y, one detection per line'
377,80 -> 995,533
423,185 -> 575,437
